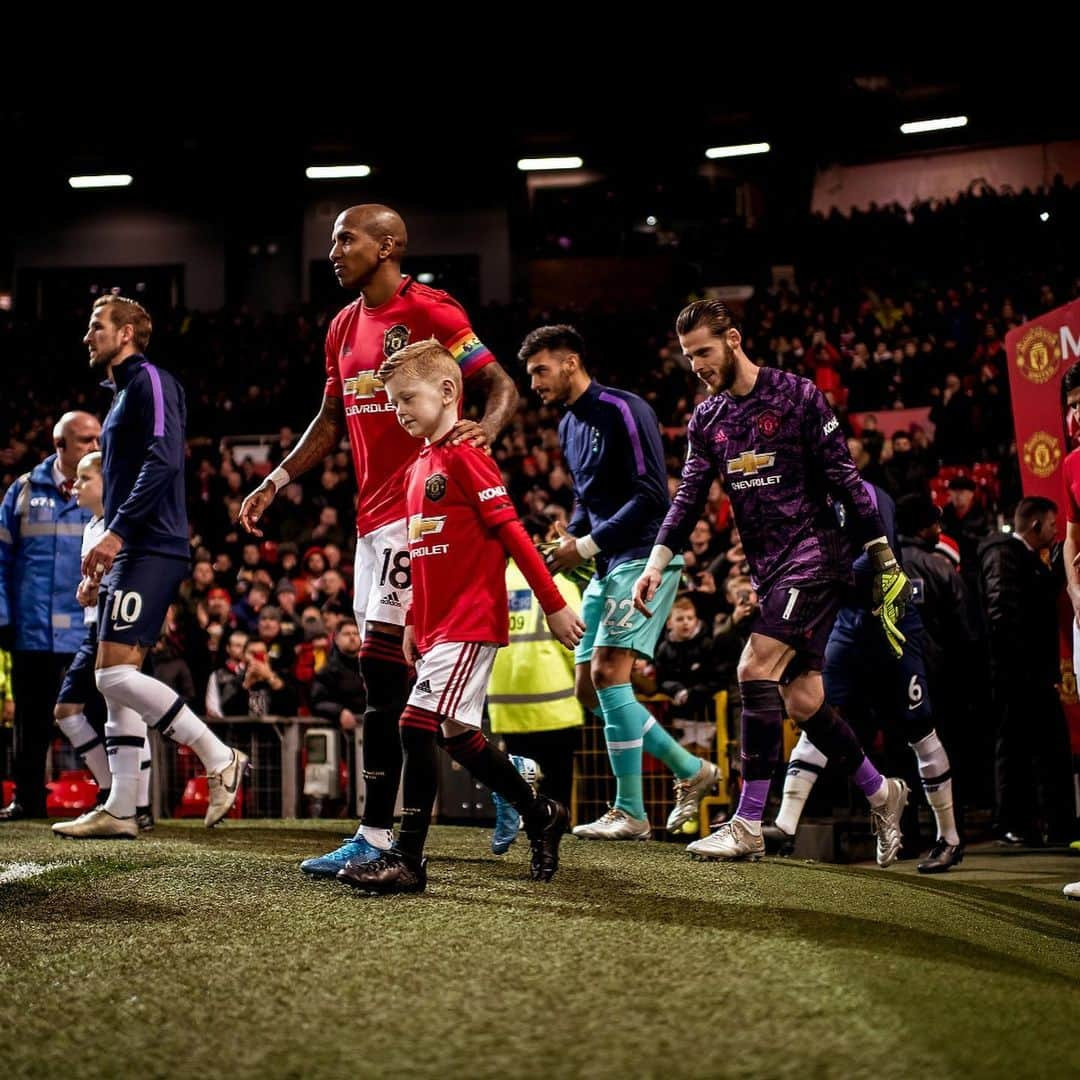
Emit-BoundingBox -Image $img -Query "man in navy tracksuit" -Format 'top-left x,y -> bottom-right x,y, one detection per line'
53,296 -> 246,840
773,482 -> 963,872
0,412 -> 100,818
520,325 -> 718,841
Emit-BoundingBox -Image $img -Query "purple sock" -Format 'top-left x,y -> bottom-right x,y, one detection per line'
735,779 -> 771,822
853,755 -> 884,800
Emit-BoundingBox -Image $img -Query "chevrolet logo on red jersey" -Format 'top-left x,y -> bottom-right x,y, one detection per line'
408,514 -> 447,541
343,371 -> 385,399
726,450 -> 776,476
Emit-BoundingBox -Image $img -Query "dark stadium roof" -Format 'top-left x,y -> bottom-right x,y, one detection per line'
1,67 -> 1075,209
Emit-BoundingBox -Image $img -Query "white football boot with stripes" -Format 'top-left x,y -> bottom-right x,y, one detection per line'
666,760 -> 722,833
572,806 -> 651,841
686,816 -> 765,861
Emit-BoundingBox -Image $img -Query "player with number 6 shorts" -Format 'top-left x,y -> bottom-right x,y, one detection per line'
773,482 -> 963,873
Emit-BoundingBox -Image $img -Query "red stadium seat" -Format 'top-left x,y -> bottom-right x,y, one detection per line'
175,774 -> 244,819
46,769 -> 100,816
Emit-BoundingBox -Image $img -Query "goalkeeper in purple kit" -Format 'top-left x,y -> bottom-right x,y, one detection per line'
632,300 -> 912,865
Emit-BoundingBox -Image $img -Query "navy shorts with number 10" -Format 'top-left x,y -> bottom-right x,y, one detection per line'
97,552 -> 189,648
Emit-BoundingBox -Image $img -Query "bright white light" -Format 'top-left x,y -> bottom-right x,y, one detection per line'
416,273 -> 435,284
705,142 -> 770,159
68,174 -> 133,189
900,116 -> 968,135
516,156 -> 584,171
646,215 -> 658,226
305,165 -> 371,179
1040,211 -> 1050,223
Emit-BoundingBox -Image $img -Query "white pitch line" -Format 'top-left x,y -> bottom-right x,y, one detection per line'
0,861 -> 68,885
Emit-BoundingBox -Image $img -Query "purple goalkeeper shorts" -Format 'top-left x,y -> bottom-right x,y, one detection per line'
753,580 -> 841,683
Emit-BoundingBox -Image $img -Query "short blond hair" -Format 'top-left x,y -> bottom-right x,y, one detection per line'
93,295 -> 153,351
77,451 -> 102,475
378,339 -> 462,396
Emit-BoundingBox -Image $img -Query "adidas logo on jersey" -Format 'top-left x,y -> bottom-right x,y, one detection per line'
381,591 -> 401,607
416,679 -> 432,694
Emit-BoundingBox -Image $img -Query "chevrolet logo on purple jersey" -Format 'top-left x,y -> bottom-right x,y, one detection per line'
726,451 -> 776,476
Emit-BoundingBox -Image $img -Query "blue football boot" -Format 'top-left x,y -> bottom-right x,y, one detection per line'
301,835 -> 385,879
490,756 -> 540,855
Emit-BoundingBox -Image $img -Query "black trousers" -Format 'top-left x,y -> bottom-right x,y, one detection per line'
11,650 -> 71,816
501,727 -> 580,809
994,682 -> 1075,842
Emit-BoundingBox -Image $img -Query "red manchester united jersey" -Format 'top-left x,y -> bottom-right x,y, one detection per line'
324,276 -> 494,535
405,437 -> 518,654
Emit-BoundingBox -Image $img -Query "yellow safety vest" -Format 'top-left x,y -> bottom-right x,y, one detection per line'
488,561 -> 583,733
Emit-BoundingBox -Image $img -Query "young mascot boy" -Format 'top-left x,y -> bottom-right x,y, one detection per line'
337,341 -> 585,894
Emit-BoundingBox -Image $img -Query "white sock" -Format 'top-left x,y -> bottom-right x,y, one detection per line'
137,737 -> 152,808
774,732 -> 828,835
96,665 -> 232,774
359,825 -> 394,850
56,712 -> 111,790
102,705 -> 146,819
733,814 -> 762,836
867,777 -> 890,808
911,731 -> 960,845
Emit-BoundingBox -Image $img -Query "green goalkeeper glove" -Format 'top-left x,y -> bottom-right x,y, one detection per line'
538,540 -> 596,591
867,539 -> 912,659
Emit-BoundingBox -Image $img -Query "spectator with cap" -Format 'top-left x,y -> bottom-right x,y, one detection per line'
941,475 -> 991,582
934,533 -> 962,569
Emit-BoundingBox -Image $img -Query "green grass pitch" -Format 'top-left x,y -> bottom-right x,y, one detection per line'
2,820 -> 1078,1079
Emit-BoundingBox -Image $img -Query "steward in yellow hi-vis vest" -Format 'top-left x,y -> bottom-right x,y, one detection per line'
488,560 -> 582,733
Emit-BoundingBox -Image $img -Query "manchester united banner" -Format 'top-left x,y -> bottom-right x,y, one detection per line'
1005,298 -> 1080,529
1007,299 -> 1080,754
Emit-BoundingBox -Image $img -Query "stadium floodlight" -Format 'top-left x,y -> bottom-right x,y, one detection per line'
900,116 -> 968,135
705,142 -> 770,159
68,174 -> 133,189
517,157 -> 584,171
1040,211 -> 1050,223
305,165 -> 372,179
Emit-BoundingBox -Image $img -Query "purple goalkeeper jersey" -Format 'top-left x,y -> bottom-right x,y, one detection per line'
656,366 -> 885,596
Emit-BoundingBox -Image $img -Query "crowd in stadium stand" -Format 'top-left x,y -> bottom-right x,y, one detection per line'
2,181 -> 1078,842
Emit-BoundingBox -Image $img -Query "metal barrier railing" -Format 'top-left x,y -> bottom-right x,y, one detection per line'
23,691 -> 738,830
